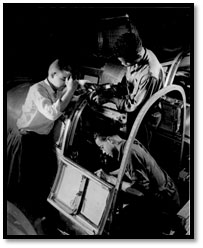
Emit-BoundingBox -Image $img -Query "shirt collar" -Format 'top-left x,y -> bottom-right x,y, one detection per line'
44,78 -> 57,95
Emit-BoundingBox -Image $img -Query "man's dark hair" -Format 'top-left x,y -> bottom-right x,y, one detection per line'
114,32 -> 142,63
49,58 -> 79,79
57,58 -> 73,72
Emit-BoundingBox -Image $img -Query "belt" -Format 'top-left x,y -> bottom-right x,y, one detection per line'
19,129 -> 28,135
19,129 -> 38,136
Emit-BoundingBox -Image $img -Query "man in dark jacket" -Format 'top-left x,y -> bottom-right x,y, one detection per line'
94,133 -> 181,236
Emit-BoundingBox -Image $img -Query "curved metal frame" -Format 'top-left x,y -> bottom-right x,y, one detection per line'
109,85 -> 186,229
164,51 -> 186,87
61,97 -> 88,157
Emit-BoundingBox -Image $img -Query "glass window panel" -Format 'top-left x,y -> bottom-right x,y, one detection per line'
81,180 -> 109,226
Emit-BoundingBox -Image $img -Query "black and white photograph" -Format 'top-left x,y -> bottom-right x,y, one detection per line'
4,3 -> 194,238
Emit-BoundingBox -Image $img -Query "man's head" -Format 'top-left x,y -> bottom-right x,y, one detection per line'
114,32 -> 143,67
48,59 -> 75,90
94,133 -> 123,158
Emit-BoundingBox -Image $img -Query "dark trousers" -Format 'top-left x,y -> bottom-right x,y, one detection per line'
7,126 -> 58,219
7,126 -> 23,198
110,188 -> 180,237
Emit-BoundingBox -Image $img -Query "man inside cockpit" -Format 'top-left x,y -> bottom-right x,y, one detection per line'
94,132 -> 184,235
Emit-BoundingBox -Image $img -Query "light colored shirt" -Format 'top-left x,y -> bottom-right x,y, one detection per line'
116,48 -> 164,112
17,79 -> 63,134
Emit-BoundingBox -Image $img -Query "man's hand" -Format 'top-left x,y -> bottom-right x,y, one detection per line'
94,169 -> 117,186
59,78 -> 79,112
94,169 -> 108,181
64,77 -> 79,91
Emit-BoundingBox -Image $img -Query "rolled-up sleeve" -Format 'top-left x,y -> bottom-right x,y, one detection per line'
33,85 -> 62,121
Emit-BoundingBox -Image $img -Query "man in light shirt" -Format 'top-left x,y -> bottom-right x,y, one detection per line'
93,32 -> 164,133
17,59 -> 81,134
7,59 -> 89,219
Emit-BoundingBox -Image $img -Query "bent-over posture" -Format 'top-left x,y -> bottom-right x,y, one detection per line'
95,133 -> 181,236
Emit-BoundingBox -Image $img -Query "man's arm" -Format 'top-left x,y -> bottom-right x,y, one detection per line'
95,169 -> 144,196
59,79 -> 92,112
59,79 -> 79,112
112,76 -> 159,112
34,79 -> 91,120
107,175 -> 132,192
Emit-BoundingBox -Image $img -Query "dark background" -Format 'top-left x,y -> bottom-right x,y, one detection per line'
4,3 -> 193,83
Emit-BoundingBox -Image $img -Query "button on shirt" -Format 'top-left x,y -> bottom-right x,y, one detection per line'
17,79 -> 63,134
